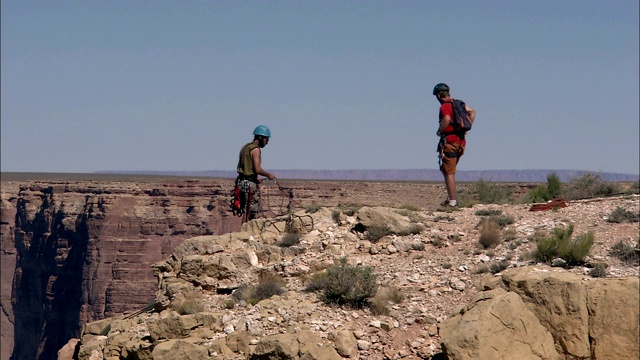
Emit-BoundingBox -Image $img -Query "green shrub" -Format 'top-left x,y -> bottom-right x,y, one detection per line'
475,179 -> 513,204
305,258 -> 378,309
607,207 -> 639,223
533,225 -> 594,265
526,185 -> 549,203
562,172 -> 619,200
365,224 -> 391,242
525,173 -> 562,203
278,233 -> 302,247
547,173 -> 562,199
475,209 -> 503,216
609,239 -> 640,265
478,217 -> 501,249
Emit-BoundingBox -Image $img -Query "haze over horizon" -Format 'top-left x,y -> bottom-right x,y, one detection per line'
2,1 -> 638,175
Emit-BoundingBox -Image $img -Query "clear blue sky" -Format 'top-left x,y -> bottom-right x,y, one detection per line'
2,0 -> 638,175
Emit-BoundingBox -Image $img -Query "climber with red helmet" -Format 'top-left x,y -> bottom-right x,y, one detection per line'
433,83 -> 476,207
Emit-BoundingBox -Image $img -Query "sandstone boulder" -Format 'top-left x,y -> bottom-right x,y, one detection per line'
439,288 -> 560,360
355,207 -> 413,234
249,330 -> 342,360
440,267 -> 640,360
151,338 -> 209,359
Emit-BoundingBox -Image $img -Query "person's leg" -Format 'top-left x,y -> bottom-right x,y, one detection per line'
440,143 -> 460,206
445,173 -> 456,201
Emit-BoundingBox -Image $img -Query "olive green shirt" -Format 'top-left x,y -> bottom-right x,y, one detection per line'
237,142 -> 259,180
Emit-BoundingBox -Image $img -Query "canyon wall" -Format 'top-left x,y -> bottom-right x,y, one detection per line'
1,176 -> 535,360
0,179 -> 240,360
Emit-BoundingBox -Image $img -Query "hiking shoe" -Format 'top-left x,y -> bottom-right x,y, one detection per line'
440,199 -> 457,207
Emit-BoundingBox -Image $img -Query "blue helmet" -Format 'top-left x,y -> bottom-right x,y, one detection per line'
253,125 -> 271,137
432,83 -> 450,95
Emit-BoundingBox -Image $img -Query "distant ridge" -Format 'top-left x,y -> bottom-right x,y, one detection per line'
95,169 -> 640,182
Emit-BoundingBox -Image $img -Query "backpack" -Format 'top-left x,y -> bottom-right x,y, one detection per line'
451,99 -> 472,134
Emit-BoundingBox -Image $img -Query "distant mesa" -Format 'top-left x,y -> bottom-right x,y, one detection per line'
94,169 -> 640,182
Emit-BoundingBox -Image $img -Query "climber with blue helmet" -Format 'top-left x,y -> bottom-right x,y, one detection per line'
233,125 -> 277,222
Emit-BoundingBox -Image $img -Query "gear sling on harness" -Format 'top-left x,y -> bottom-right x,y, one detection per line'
231,177 -> 255,219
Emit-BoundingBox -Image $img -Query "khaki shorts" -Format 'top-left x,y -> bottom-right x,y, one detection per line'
440,142 -> 465,175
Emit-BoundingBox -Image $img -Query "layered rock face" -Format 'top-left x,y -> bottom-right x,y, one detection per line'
1,179 -> 240,360
439,267 -> 640,360
70,207 -> 639,360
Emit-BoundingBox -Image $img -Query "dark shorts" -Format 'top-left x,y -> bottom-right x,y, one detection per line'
440,142 -> 465,175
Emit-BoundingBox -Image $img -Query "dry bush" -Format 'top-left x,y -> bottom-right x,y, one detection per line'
396,224 -> 424,236
370,285 -> 404,316
331,210 -> 341,224
398,204 -> 420,211
232,272 -> 286,305
625,181 -> 640,194
489,261 -> 509,274
278,233 -> 302,247
171,290 -> 205,315
365,224 -> 391,242
430,236 -> 444,248
478,217 -> 501,249
305,203 -> 321,214
562,172 -> 619,200
337,203 -> 362,216
607,207 -> 639,223
433,215 -> 455,222
475,209 -> 503,216
609,239 -> 640,265
589,263 -> 608,278
502,228 -> 517,242
448,234 -> 461,242
253,272 -> 286,301
494,214 -> 515,228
